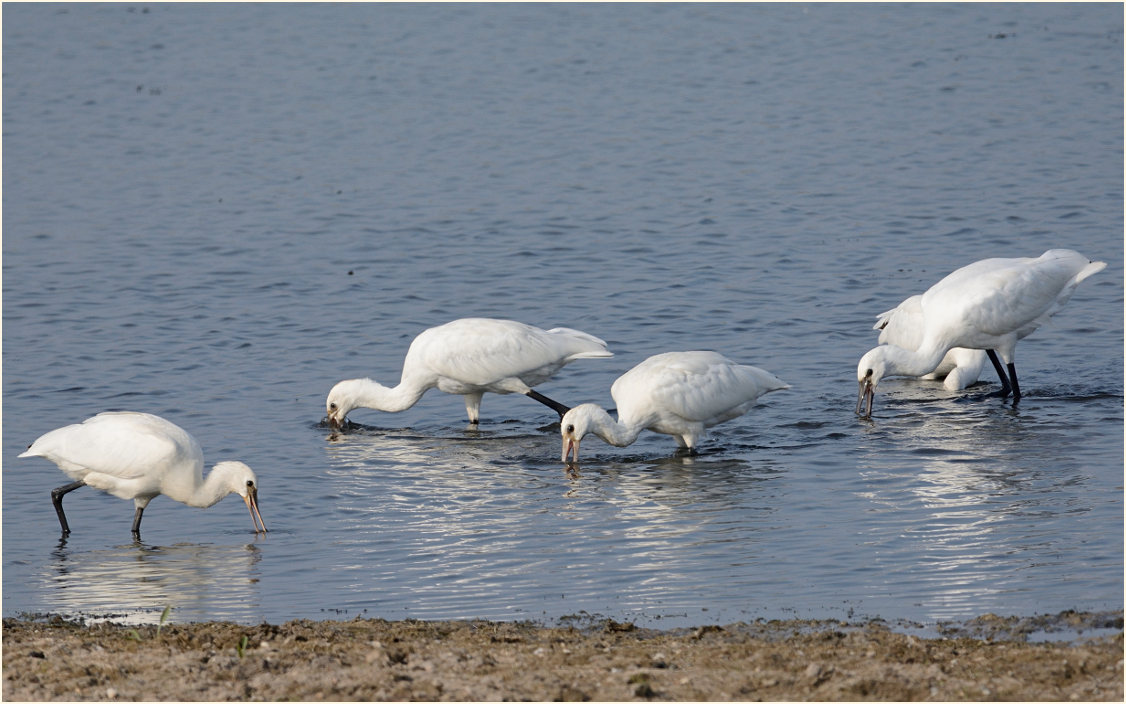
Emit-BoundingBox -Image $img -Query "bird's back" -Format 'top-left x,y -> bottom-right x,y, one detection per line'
19,412 -> 202,488
612,351 -> 788,426
407,318 -> 610,387
922,250 -> 1105,343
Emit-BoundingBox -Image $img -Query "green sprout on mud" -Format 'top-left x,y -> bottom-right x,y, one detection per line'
125,605 -> 171,642
236,635 -> 249,659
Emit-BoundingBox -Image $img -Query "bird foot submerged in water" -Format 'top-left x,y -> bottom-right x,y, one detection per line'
974,382 -> 1022,404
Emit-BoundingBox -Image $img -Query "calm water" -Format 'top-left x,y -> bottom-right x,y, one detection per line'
3,3 -> 1122,629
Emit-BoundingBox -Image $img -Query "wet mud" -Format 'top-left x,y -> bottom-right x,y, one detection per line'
3,612 -> 1122,701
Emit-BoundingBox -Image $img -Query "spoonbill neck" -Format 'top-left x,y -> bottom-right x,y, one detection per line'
879,343 -> 953,380
344,377 -> 430,413
163,463 -> 241,508
585,407 -> 647,448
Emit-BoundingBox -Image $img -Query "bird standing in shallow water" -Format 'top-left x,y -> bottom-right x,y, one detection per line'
561,351 -> 789,463
19,411 -> 266,538
325,317 -> 612,428
873,294 -> 987,391
857,249 -> 1106,418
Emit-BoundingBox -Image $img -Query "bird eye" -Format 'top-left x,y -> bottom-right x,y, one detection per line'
246,480 -> 254,488
566,424 -> 574,433
864,369 -> 873,378
329,402 -> 338,411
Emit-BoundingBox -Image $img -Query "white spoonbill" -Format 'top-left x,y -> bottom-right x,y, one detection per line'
18,411 -> 267,538
857,249 -> 1106,418
560,351 -> 789,463
326,317 -> 613,428
874,294 -> 987,391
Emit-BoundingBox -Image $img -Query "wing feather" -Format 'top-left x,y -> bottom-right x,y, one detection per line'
20,412 -> 201,482
875,295 -> 927,350
411,318 -> 609,386
614,352 -> 787,426
924,252 -> 1101,341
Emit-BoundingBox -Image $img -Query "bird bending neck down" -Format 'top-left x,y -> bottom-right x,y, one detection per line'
560,351 -> 789,463
561,404 -> 648,461
855,344 -> 950,418
325,318 -> 612,428
325,374 -> 564,428
856,249 -> 1106,418
18,411 -> 266,538
130,460 -> 266,537
326,376 -> 429,427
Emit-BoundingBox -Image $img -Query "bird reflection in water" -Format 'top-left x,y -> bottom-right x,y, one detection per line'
855,406 -> 1090,620
44,540 -> 264,626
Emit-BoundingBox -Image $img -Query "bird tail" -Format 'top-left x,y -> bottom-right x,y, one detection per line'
1033,256 -> 1106,331
744,365 -> 790,394
547,327 -> 614,358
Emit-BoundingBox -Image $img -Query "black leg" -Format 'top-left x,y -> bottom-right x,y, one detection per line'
1007,362 -> 1021,402
131,506 -> 145,538
524,389 -> 571,419
986,350 -> 1012,397
51,481 -> 85,535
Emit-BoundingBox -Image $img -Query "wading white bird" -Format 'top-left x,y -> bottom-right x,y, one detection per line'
874,294 -> 987,391
560,351 -> 789,463
18,412 -> 267,538
857,249 -> 1106,418
326,317 -> 613,428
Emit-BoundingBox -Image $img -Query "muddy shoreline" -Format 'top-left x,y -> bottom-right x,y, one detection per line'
3,611 -> 1122,701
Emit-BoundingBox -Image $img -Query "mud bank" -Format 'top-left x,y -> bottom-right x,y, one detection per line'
3,612 -> 1122,701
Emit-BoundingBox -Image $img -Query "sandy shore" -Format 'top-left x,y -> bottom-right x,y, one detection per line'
3,612 -> 1122,701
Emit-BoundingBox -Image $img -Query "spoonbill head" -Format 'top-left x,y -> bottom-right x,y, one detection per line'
18,411 -> 266,538
326,317 -> 611,428
325,378 -> 377,429
561,351 -> 788,463
856,249 -> 1105,419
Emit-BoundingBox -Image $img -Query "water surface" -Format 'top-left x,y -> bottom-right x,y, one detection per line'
3,3 -> 1122,628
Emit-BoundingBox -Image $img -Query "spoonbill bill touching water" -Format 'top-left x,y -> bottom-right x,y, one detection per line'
326,317 -> 612,428
18,411 -> 266,538
873,294 -> 987,391
560,351 -> 789,463
857,249 -> 1106,418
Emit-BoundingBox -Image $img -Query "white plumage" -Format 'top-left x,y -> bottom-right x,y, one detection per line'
561,351 -> 789,462
857,249 -> 1106,418
326,317 -> 612,427
18,412 -> 266,537
874,294 -> 987,391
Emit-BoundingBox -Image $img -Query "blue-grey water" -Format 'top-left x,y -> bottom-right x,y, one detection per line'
3,3 -> 1122,630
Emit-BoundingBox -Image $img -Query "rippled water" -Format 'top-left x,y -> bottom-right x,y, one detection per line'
3,3 -> 1122,628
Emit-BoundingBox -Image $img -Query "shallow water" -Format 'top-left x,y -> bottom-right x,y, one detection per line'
3,3 -> 1122,628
